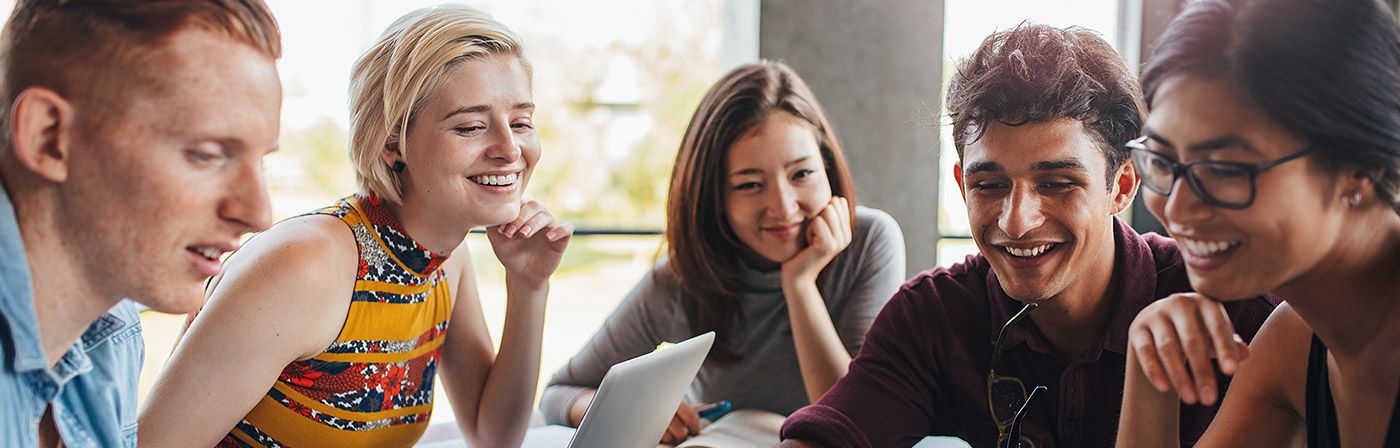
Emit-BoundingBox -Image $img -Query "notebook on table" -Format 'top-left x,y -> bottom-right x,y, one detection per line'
675,408 -> 785,448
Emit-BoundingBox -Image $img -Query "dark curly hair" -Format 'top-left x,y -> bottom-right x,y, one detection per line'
946,23 -> 1145,185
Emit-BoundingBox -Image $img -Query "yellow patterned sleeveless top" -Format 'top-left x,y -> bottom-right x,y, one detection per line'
220,195 -> 453,448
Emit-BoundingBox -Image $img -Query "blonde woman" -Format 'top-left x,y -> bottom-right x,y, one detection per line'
139,5 -> 570,447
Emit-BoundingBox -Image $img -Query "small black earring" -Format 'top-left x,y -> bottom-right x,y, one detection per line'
391,161 -> 406,173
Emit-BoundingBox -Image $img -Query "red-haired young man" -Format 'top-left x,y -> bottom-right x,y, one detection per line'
0,1 -> 282,446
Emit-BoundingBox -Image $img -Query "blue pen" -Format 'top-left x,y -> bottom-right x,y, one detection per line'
697,400 -> 732,421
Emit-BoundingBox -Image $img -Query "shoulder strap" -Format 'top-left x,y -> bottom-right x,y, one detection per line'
1305,335 -> 1339,448
1387,376 -> 1400,447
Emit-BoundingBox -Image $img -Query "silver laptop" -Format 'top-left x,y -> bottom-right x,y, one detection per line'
567,331 -> 716,448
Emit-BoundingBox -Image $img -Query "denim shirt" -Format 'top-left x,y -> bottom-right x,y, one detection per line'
0,189 -> 144,448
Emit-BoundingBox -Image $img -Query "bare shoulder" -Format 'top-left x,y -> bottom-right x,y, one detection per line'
220,214 -> 358,292
1258,302 -> 1311,336
1250,303 -> 1312,370
1196,302 -> 1311,445
1244,302 -> 1312,412
1211,301 -> 1311,426
195,214 -> 360,358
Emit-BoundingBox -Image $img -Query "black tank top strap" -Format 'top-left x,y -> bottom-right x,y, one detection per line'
1306,334 -> 1339,448
1305,334 -> 1400,447
1389,376 -> 1400,447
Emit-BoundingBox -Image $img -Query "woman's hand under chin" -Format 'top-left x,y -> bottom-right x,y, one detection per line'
487,199 -> 573,288
780,196 -> 852,285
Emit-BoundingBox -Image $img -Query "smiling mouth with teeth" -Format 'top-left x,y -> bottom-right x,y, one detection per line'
194,247 -> 222,261
1004,243 -> 1058,258
469,172 -> 519,186
1179,238 -> 1241,257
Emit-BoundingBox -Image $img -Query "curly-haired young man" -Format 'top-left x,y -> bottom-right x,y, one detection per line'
778,24 -> 1278,448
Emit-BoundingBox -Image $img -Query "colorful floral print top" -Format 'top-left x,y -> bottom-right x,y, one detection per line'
219,195 -> 452,448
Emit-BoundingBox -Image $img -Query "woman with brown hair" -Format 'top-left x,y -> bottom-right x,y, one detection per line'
540,60 -> 906,444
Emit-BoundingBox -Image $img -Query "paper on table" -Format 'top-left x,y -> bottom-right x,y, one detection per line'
520,425 -> 577,448
676,409 -> 785,448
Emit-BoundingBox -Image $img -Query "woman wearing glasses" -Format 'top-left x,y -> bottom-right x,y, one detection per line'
1116,0 -> 1400,446
539,61 -> 906,445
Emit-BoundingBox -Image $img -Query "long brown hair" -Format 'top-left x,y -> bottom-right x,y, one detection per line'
665,60 -> 857,364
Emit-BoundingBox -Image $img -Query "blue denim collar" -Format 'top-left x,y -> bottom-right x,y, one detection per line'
0,186 -> 47,373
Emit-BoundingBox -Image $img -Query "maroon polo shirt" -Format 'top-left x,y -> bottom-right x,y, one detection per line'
780,218 -> 1279,447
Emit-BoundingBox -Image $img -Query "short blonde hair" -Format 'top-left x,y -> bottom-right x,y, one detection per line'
349,4 -> 527,203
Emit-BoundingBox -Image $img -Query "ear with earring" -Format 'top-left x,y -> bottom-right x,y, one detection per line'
384,136 -> 406,173
1347,190 -> 1362,208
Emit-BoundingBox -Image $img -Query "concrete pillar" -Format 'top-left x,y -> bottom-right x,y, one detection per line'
1127,0 -> 1184,236
759,0 -> 945,276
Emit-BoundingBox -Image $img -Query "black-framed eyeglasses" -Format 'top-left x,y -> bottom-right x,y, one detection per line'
988,303 -> 1043,448
1126,136 -> 1313,210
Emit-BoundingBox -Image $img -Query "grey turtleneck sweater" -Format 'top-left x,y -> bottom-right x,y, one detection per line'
540,206 -> 906,424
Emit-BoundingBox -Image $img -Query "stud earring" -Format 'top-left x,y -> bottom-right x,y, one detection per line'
1347,191 -> 1362,207
391,161 -> 406,173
